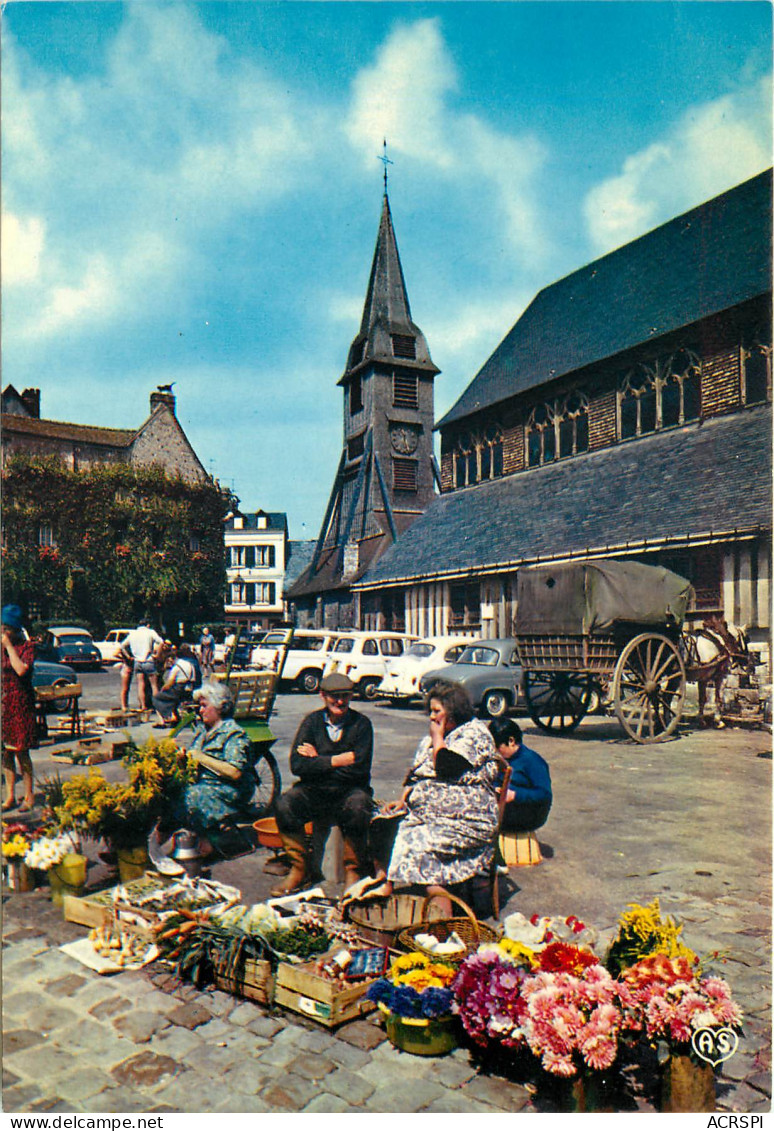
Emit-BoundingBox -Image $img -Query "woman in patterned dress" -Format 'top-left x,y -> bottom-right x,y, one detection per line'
159,680 -> 254,846
380,681 -> 499,915
2,605 -> 37,812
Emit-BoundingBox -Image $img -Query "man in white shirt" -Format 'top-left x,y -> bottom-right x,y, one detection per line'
124,620 -> 163,710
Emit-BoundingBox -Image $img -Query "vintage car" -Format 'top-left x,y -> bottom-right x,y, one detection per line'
378,635 -> 473,704
35,627 -> 102,670
419,637 -> 523,718
32,659 -> 79,714
322,631 -> 418,700
250,629 -> 338,693
93,628 -> 133,664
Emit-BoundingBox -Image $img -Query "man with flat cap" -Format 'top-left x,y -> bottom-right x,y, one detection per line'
271,673 -> 374,895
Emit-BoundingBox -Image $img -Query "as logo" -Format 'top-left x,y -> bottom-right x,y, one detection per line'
691,1027 -> 739,1067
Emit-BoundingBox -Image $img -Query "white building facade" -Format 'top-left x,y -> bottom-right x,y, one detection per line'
224,511 -> 287,630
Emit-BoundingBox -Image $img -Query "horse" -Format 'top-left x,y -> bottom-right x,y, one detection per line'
683,615 -> 758,727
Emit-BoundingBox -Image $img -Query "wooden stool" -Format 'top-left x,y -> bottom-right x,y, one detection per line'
498,830 -> 543,867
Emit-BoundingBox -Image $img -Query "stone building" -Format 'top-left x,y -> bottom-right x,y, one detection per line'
1,387 -> 226,633
224,510 -> 288,631
288,191 -> 440,629
1,387 -> 208,483
354,171 -> 772,652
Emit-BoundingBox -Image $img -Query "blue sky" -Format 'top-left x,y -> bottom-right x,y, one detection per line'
2,2 -> 771,537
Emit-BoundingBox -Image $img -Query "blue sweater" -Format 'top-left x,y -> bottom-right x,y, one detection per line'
495,744 -> 552,807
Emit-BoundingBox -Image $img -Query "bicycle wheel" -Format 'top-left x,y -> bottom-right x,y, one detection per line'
252,747 -> 281,816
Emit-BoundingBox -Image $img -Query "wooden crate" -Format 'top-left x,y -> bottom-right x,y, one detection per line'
214,958 -> 274,1006
274,957 -> 379,1027
63,872 -> 174,930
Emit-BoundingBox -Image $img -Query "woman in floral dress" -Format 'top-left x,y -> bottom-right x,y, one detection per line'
381,681 -> 499,914
1,605 -> 37,812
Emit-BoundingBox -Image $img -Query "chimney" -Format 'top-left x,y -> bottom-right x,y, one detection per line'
150,390 -> 176,414
21,388 -> 41,418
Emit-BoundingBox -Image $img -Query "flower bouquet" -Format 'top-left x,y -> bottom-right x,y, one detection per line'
619,953 -> 743,1112
2,824 -> 34,891
24,831 -> 79,872
606,898 -> 697,977
367,952 -> 458,1055
453,939 -> 536,1052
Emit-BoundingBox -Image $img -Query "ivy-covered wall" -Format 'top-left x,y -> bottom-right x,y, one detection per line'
2,455 -> 228,637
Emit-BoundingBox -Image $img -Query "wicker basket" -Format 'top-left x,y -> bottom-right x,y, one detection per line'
397,892 -> 500,961
343,892 -> 450,948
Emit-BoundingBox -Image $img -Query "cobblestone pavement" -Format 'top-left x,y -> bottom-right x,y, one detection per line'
2,701 -> 772,1115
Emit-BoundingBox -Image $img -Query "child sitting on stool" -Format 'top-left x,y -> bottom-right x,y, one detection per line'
488,718 -> 552,833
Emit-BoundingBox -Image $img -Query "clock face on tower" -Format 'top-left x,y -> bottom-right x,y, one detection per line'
390,425 -> 419,454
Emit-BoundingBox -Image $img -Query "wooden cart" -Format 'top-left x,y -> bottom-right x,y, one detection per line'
514,560 -> 693,743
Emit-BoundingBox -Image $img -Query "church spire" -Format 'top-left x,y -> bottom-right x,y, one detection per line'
342,193 -> 438,381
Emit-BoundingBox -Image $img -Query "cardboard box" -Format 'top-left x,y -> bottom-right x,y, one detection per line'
274,956 -> 379,1027
214,958 -> 274,1006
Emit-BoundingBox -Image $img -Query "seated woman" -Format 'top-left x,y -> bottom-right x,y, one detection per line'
378,680 -> 499,915
152,643 -> 197,727
488,717 -> 552,833
160,680 -> 254,844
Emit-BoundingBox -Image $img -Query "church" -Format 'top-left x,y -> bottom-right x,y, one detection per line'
353,170 -> 772,652
288,189 -> 440,629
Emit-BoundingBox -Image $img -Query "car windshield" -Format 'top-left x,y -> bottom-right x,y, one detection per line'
406,643 -> 434,658
458,646 -> 500,666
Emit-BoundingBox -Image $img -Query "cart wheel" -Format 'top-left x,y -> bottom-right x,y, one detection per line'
612,633 -> 685,743
524,671 -> 593,733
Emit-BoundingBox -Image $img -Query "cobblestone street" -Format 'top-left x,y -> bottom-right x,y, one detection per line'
2,691 -> 772,1115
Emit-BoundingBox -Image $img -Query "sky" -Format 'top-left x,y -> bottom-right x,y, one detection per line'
2,1 -> 771,539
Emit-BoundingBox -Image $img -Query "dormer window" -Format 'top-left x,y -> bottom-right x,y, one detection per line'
392,334 -> 416,360
527,393 -> 589,467
618,348 -> 700,440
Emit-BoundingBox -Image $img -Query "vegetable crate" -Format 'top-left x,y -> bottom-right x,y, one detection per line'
63,872 -> 174,931
214,958 -> 274,1006
274,956 -> 381,1028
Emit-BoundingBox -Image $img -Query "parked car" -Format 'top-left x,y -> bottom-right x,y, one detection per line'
322,631 -> 418,700
32,659 -> 79,715
378,635 -> 474,704
251,630 -> 337,693
35,627 -> 102,670
419,637 -> 523,718
93,628 -> 133,664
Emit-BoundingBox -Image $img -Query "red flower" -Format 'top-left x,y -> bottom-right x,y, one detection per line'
537,942 -> 597,976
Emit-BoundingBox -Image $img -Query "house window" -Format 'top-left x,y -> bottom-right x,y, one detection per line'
618,348 -> 701,439
742,336 -> 771,405
526,394 -> 588,468
255,545 -> 276,567
392,334 -> 416,360
38,524 -> 56,547
189,534 -> 201,552
393,457 -> 418,492
348,432 -> 365,462
350,376 -> 363,415
393,372 -> 418,409
449,581 -> 481,628
231,582 -> 244,604
230,546 -> 245,567
255,582 -> 276,605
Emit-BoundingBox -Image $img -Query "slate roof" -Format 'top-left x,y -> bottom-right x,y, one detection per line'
355,404 -> 772,588
226,511 -> 288,532
284,540 -> 317,588
439,170 -> 773,428
340,193 -> 439,383
1,414 -> 136,447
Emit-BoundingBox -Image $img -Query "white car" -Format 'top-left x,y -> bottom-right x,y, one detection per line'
251,630 -> 337,693
93,628 -> 133,664
321,631 -> 418,700
378,635 -> 474,703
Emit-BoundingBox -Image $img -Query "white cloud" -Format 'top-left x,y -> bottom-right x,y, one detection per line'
2,212 -> 45,284
584,75 -> 772,253
345,19 -> 549,264
35,254 -> 115,337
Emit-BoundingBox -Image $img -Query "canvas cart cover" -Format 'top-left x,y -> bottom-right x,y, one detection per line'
515,560 -> 692,634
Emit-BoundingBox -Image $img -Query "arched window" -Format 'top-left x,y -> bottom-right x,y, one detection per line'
742,335 -> 771,405
618,348 -> 700,439
526,394 -> 587,467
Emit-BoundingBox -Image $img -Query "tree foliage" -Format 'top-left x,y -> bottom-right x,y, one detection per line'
2,454 -> 228,636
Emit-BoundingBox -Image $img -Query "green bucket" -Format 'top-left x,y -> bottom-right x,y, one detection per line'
116,843 -> 150,884
48,853 -> 88,905
382,1006 -> 458,1056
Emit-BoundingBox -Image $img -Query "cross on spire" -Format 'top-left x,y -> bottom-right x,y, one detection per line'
377,139 -> 393,192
